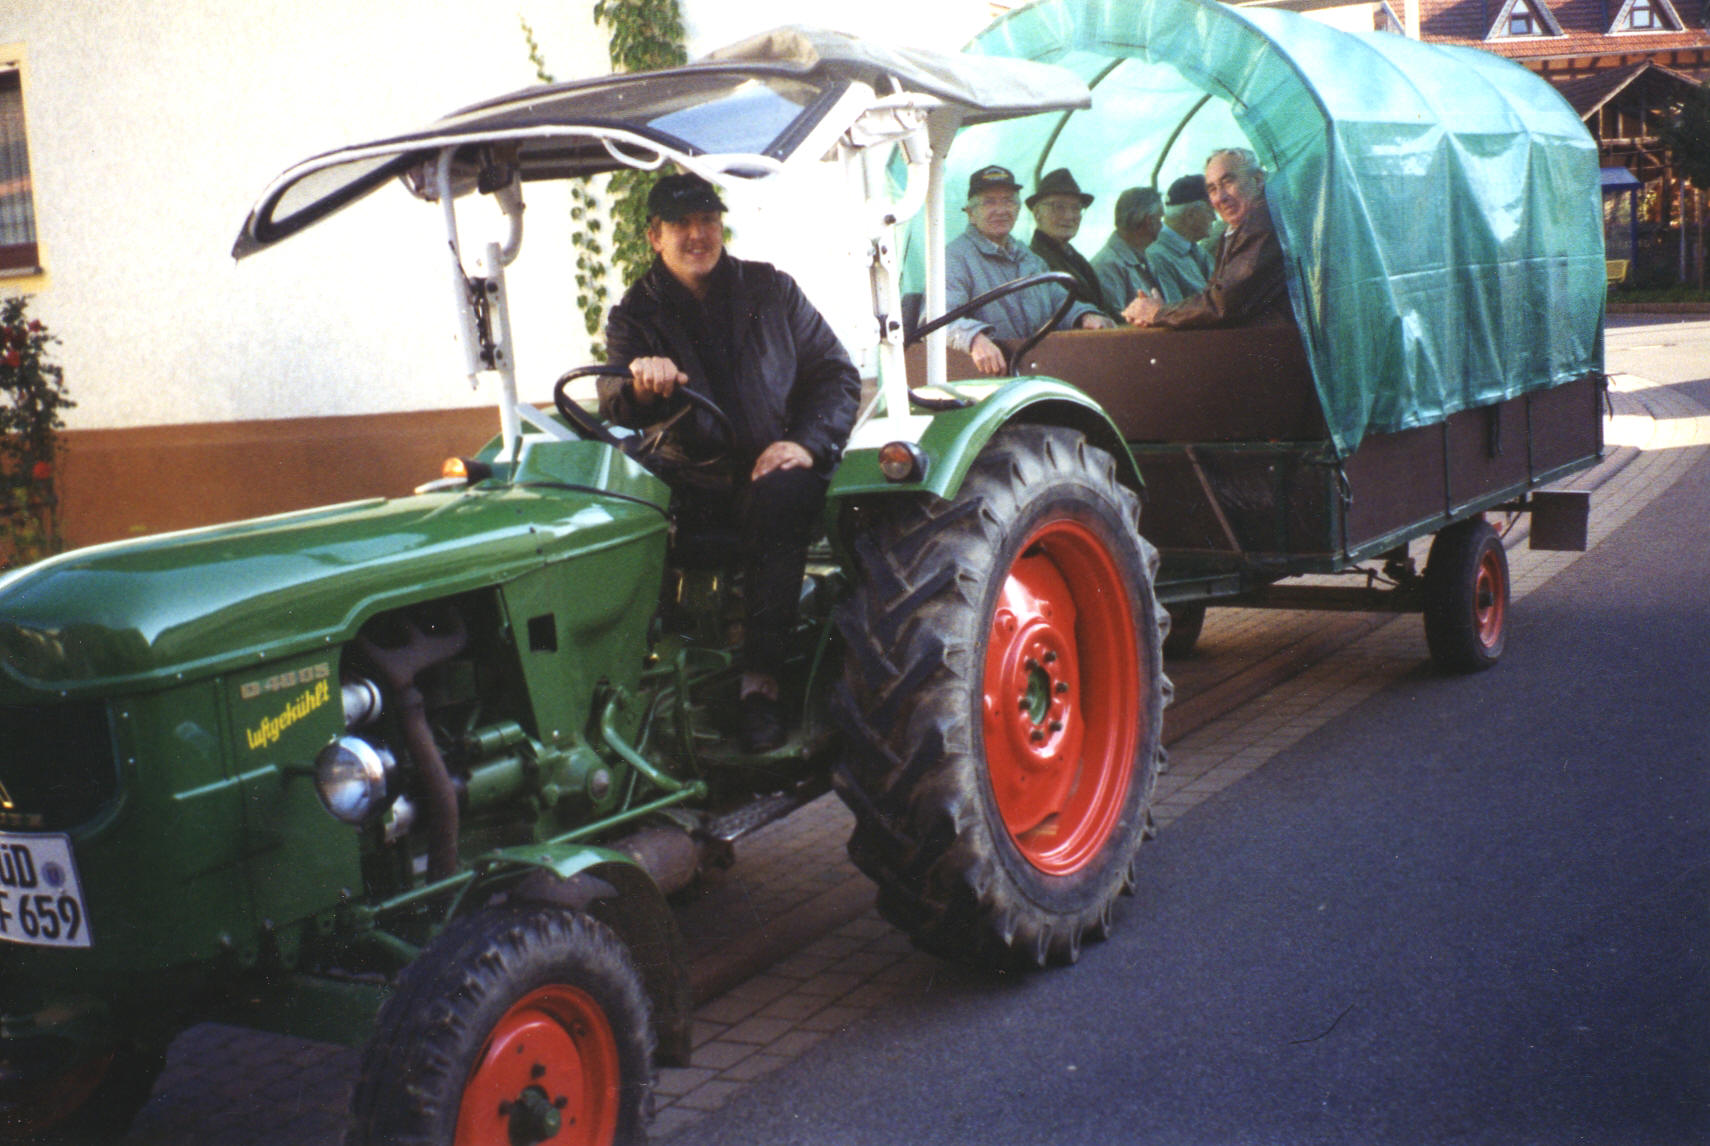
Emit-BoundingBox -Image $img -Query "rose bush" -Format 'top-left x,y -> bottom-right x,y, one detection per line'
0,297 -> 72,568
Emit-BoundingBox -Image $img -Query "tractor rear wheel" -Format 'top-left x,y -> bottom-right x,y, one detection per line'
835,425 -> 1169,969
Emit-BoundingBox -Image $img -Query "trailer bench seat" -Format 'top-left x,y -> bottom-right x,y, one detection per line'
905,325 -> 1326,443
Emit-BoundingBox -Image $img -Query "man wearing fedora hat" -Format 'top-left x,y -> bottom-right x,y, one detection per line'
1028,167 -> 1114,315
600,172 -> 861,751
945,164 -> 1113,376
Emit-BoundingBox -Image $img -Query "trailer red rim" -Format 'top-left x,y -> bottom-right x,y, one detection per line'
982,518 -> 1142,876
456,985 -> 621,1146
1474,542 -> 1507,649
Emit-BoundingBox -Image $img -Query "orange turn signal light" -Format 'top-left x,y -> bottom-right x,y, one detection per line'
442,456 -> 493,483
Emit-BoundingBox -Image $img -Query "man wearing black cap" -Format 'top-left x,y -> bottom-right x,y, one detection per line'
1148,174 -> 1216,303
1027,168 -> 1113,315
600,172 -> 861,751
945,164 -> 1112,376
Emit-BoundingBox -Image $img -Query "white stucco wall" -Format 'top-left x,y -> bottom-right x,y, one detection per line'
0,0 -> 1001,432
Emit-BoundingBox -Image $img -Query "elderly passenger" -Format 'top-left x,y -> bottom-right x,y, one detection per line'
1027,168 -> 1113,314
1148,174 -> 1216,302
1090,186 -> 1164,315
1124,148 -> 1292,330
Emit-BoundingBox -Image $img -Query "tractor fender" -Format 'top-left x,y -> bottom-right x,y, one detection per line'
458,842 -> 693,1067
828,376 -> 1143,511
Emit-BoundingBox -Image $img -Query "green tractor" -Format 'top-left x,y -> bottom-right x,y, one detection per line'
0,28 -> 1166,1145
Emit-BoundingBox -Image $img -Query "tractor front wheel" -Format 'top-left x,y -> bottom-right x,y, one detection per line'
348,906 -> 653,1146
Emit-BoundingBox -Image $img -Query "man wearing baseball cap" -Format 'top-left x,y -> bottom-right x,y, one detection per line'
599,172 -> 861,751
944,164 -> 1113,376
1148,173 -> 1216,302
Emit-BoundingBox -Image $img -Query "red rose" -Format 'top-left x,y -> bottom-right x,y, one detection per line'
26,320 -> 42,332
30,461 -> 51,482
2,348 -> 19,368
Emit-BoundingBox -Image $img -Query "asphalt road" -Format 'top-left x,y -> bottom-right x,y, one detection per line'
661,319 -> 1710,1144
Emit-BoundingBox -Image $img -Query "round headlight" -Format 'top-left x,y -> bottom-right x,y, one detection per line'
878,441 -> 928,483
314,736 -> 393,824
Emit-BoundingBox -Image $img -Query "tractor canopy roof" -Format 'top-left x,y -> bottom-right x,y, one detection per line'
949,0 -> 1606,455
233,26 -> 1088,259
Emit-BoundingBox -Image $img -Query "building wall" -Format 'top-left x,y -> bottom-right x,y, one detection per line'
2,0 -> 999,549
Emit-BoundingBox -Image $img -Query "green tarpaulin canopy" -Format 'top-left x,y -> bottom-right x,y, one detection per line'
937,0 -> 1605,455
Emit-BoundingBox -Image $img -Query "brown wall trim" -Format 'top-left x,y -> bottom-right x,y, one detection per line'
58,406 -> 499,550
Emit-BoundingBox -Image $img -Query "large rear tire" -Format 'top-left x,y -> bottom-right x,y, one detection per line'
834,425 -> 1169,969
1423,516 -> 1509,673
347,906 -> 653,1146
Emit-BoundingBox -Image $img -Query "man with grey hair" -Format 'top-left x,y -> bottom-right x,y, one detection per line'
945,164 -> 1113,376
1124,147 -> 1292,329
1148,174 -> 1216,302
1090,186 -> 1164,315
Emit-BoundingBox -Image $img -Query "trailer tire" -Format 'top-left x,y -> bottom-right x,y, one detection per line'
834,424 -> 1168,970
347,905 -> 653,1146
1423,516 -> 1509,672
1162,603 -> 1206,658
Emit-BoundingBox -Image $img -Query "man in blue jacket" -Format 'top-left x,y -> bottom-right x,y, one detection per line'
601,173 -> 861,750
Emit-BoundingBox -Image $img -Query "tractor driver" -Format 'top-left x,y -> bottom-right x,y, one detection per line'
599,172 -> 862,752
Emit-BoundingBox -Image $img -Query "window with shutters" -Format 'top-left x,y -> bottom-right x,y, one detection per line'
0,65 -> 40,277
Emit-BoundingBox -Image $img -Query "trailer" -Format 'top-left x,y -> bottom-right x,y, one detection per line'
906,0 -> 1606,669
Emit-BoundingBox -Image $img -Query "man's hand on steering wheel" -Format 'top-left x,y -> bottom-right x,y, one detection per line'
628,356 -> 689,402
553,362 -> 741,483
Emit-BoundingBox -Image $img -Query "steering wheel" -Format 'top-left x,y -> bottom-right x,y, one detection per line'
552,364 -> 738,476
904,271 -> 1082,401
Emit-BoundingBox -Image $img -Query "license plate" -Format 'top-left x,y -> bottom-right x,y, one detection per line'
0,832 -> 92,948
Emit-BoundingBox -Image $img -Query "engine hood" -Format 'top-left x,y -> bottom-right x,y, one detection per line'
0,485 -> 667,697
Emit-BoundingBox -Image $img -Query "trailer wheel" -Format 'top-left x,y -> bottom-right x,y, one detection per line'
348,905 -> 653,1146
1162,603 -> 1206,658
835,425 -> 1168,969
1423,516 -> 1509,672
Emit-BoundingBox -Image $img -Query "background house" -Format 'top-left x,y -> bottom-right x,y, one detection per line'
1244,0 -> 1710,284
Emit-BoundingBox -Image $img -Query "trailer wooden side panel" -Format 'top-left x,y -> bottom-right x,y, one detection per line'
903,327 -> 1603,585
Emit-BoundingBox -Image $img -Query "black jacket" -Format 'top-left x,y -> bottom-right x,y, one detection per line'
600,255 -> 861,479
1030,231 -> 1115,315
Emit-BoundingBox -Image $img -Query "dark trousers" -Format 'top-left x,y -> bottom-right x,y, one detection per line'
676,467 -> 827,678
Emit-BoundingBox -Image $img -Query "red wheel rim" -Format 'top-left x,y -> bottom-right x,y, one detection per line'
981,519 -> 1143,875
1473,542 -> 1507,649
456,985 -> 621,1146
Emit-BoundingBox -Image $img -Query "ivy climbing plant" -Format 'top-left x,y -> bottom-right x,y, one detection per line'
523,0 -> 686,357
